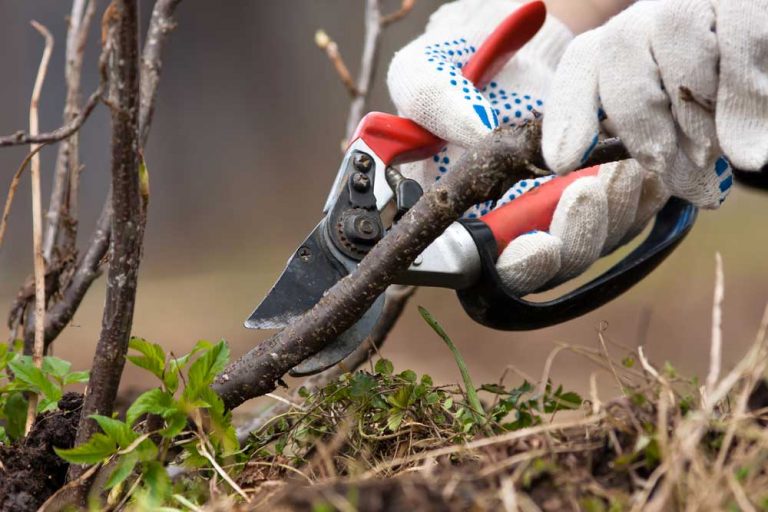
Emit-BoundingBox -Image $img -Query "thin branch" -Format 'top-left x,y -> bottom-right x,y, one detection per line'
0,88 -> 101,148
213,129 -> 630,410
706,252 -> 725,400
43,0 -> 99,262
39,197 -> 111,350
22,0 -> 183,354
24,20 -> 54,434
315,30 -> 360,98
344,0 -> 383,139
0,145 -> 48,250
140,0 -> 182,146
381,0 -> 416,27
71,0 -> 141,477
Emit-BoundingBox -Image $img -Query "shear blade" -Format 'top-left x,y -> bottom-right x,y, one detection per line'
246,220 -> 385,376
245,222 -> 348,329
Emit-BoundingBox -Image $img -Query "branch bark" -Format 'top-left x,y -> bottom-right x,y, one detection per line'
140,0 -> 182,146
344,0 -> 382,139
0,89 -> 101,148
43,0 -> 98,262
71,0 -> 141,467
15,0 -> 183,355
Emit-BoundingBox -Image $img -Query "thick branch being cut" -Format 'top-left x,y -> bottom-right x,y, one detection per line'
214,125 -> 546,410
213,127 -> 631,410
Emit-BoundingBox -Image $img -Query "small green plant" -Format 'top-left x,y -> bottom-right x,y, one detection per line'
54,337 -> 238,508
0,340 -> 89,443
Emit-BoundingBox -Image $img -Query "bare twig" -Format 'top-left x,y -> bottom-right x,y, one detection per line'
0,88 -> 101,148
43,0 -> 98,262
71,0 -> 141,476
315,30 -> 360,98
344,0 -> 383,139
0,145 -> 47,251
381,0 -> 416,27
39,197 -> 111,350
706,252 -> 724,398
24,20 -> 54,434
140,0 -> 183,146
18,0 -> 182,355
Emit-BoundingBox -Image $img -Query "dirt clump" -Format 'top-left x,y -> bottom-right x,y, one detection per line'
0,392 -> 82,512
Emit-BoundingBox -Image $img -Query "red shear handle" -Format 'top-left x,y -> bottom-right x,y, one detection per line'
349,1 -> 547,166
480,167 -> 600,255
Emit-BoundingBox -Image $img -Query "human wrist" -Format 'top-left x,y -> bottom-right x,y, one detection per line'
544,0 -> 634,34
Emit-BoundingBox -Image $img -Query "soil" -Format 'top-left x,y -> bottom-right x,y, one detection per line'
0,392 -> 82,512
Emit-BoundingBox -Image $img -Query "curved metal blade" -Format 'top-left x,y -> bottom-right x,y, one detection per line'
245,220 -> 385,376
245,221 -> 348,329
289,293 -> 385,376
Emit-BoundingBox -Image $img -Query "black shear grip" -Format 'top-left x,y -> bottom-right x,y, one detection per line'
456,197 -> 697,330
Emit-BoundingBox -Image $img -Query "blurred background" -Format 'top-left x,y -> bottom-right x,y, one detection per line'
0,1 -> 766,413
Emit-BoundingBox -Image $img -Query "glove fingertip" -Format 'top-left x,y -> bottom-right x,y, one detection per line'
496,232 -> 562,295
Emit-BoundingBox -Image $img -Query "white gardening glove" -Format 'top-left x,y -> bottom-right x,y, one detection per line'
387,0 -> 670,295
497,160 -> 670,294
542,0 -> 767,208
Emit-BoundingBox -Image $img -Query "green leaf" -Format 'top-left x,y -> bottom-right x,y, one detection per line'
479,383 -> 507,395
418,306 -> 487,428
90,415 -> 137,448
3,392 -> 27,441
386,410 -> 405,431
42,357 -> 71,380
142,460 -> 172,506
374,358 -> 394,376
164,342 -> 210,393
399,369 -> 417,383
126,388 -> 174,425
161,412 -> 188,438
186,340 -> 229,396
8,358 -> 61,401
128,338 -> 167,381
63,370 -> 90,386
135,438 -> 159,462
105,452 -> 139,489
55,433 -> 117,464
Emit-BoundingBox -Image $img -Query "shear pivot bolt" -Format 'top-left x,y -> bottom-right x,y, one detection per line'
297,246 -> 312,261
351,172 -> 370,192
353,152 -> 373,172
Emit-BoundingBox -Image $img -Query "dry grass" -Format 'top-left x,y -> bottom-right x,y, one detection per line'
214,258 -> 768,512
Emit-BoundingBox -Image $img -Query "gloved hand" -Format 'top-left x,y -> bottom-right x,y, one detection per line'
542,0 -> 766,207
496,160 -> 669,294
387,0 -> 670,295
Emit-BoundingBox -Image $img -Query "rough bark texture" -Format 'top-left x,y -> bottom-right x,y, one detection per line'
71,0 -> 141,459
214,125 -> 544,410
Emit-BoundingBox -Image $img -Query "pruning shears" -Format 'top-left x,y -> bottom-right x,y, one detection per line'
246,2 -> 698,376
